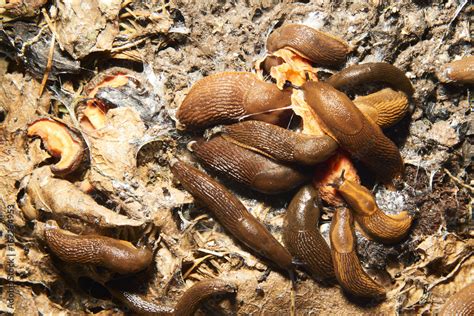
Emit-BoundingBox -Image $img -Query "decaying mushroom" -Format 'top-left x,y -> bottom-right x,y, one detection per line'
27,118 -> 87,176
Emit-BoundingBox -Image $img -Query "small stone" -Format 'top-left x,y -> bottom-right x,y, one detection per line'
427,121 -> 459,147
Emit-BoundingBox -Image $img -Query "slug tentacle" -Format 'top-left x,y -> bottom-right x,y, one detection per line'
190,136 -> 309,194
44,227 -> 153,274
171,161 -> 293,270
283,185 -> 335,282
353,88 -> 409,129
330,208 -> 386,299
176,72 -> 292,130
333,175 -> 412,244
174,279 -> 237,316
222,120 -> 338,165
302,81 -> 404,183
326,62 -> 415,97
267,24 -> 349,67
439,283 -> 474,316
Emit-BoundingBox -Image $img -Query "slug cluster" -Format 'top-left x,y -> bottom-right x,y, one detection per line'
19,15 -> 473,313
173,23 -> 417,301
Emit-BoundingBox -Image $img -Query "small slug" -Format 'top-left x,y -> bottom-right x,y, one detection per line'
108,287 -> 175,316
267,24 -> 349,67
171,161 -> 293,270
353,88 -> 409,129
437,56 -> 474,84
330,207 -> 386,299
191,136 -> 309,194
174,279 -> 237,316
326,62 -> 415,97
176,72 -> 292,130
302,81 -> 404,183
27,118 -> 86,175
439,283 -> 474,316
222,120 -> 338,165
282,185 -> 335,282
44,227 -> 153,274
332,173 -> 412,244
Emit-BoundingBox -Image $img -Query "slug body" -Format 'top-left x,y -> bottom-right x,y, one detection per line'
44,227 -> 153,274
439,283 -> 474,316
437,56 -> 474,84
353,88 -> 409,129
27,118 -> 86,175
330,207 -> 386,299
222,120 -> 338,165
326,62 -> 415,97
108,288 -> 175,316
176,72 -> 292,130
267,24 -> 349,66
174,279 -> 237,316
333,175 -> 412,244
191,136 -> 309,194
302,81 -> 404,182
282,185 -> 335,282
171,161 -> 293,270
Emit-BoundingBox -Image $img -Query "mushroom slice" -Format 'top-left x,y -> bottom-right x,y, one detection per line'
27,118 -> 86,175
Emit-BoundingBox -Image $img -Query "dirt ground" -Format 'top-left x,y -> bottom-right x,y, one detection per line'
0,0 -> 472,315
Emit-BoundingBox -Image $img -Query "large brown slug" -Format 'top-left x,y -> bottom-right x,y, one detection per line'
174,279 -> 237,316
282,185 -> 335,282
44,227 -> 153,274
222,120 -> 338,165
171,160 -> 293,270
330,207 -> 386,299
439,283 -> 474,316
191,136 -> 309,194
302,81 -> 404,183
176,72 -> 292,130
326,62 -> 415,97
332,174 -> 412,244
267,24 -> 350,67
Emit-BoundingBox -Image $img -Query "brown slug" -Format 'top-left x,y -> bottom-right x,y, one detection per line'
27,118 -> 86,176
282,185 -> 335,282
437,56 -> 474,84
332,173 -> 412,244
439,283 -> 474,316
267,24 -> 350,67
190,136 -> 309,194
302,81 -> 404,183
353,88 -> 409,129
44,227 -> 153,274
176,72 -> 292,130
108,287 -> 175,316
108,279 -> 236,316
330,207 -> 386,299
174,279 -> 237,316
326,62 -> 415,97
171,160 -> 293,270
222,120 -> 338,165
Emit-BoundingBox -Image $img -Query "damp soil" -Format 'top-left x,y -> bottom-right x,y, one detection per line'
0,0 -> 472,315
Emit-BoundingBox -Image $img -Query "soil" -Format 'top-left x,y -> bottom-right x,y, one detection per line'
0,0 -> 472,315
